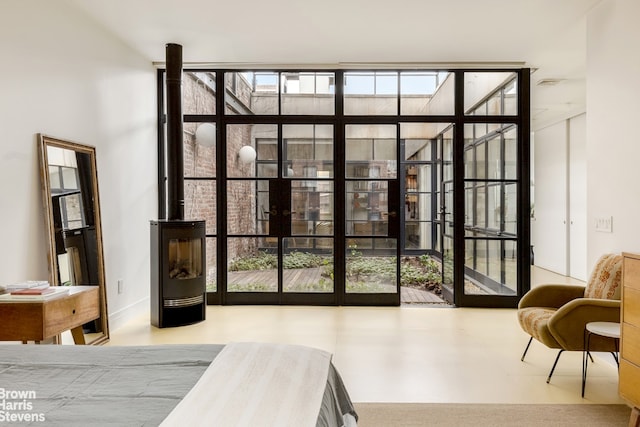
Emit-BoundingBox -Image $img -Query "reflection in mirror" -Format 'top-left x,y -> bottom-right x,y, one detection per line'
38,135 -> 109,345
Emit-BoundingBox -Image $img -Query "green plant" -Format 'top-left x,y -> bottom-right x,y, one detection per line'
282,251 -> 325,269
228,251 -> 276,271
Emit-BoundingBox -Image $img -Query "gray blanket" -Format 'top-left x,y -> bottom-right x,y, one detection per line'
0,344 -> 357,426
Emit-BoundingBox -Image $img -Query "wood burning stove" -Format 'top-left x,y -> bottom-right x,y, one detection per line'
150,220 -> 205,327
150,43 -> 206,328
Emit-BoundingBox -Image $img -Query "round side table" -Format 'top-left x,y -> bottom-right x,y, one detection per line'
582,321 -> 620,397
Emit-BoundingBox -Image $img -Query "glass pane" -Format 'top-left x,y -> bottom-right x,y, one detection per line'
487,136 -> 501,179
401,123 -> 452,160
405,192 -> 431,221
406,164 -> 431,194
344,72 -> 398,115
475,123 -> 489,139
225,72 -> 278,115
345,125 -> 397,179
465,239 -> 475,270
404,221 -> 433,250
464,148 -> 474,179
257,180 -> 270,235
443,182 -> 454,237
184,123 -> 216,178
183,71 -> 216,115
487,91 -> 502,115
400,71 -> 454,115
505,127 -> 517,180
283,124 -> 333,178
205,237 -> 216,292
227,180 -> 261,235
475,185 -> 486,228
346,238 -> 397,293
442,236 -> 453,290
227,124 -> 277,178
476,142 -> 486,179
464,186 -> 474,227
283,239 -> 334,293
488,240 -> 501,283
505,243 -> 517,289
291,181 -> 333,226
464,238 -> 517,296
281,72 -> 335,115
474,238 -> 488,276
185,180 -> 216,234
347,180 -> 388,236
487,184 -> 500,230
504,183 -> 517,235
464,72 -> 517,115
227,237 -> 277,292
404,140 -> 431,161
504,79 -> 518,115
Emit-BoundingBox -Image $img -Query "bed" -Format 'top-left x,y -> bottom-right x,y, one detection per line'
0,342 -> 358,426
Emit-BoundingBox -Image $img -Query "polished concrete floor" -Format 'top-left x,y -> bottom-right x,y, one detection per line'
106,267 -> 624,405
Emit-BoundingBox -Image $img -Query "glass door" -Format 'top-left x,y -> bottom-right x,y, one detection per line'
225,124 -> 279,304
344,124 -> 400,305
439,128 -> 455,304
282,124 -> 335,303
224,123 -> 336,304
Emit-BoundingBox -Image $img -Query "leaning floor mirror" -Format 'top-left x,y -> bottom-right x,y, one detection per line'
37,134 -> 109,345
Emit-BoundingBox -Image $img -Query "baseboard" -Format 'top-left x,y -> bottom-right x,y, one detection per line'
108,297 -> 149,332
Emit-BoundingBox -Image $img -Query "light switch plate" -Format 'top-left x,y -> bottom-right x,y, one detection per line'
595,216 -> 613,233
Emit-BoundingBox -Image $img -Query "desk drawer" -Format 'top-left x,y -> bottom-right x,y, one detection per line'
0,303 -> 44,341
623,287 -> 640,326
624,256 -> 640,291
43,288 -> 99,338
620,359 -> 640,407
622,323 -> 640,367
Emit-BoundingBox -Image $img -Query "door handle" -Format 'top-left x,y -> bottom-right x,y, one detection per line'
282,209 -> 291,216
264,209 -> 277,216
387,211 -> 397,218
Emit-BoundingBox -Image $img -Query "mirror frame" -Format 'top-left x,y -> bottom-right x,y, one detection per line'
37,134 -> 109,345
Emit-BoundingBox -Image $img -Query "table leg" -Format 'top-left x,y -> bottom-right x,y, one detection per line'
70,326 -> 86,345
582,330 -> 590,397
629,407 -> 640,427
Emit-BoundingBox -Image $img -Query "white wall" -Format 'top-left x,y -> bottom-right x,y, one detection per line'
586,0 -> 640,266
0,1 -> 157,328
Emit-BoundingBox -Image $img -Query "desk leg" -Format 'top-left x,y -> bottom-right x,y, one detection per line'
629,407 -> 640,427
70,326 -> 86,345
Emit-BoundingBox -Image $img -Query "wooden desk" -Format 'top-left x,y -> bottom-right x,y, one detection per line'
0,286 -> 99,345
621,253 -> 640,427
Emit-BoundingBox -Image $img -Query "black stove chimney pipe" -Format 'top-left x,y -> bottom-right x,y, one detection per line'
165,43 -> 184,221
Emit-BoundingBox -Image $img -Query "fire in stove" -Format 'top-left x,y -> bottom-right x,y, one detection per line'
168,238 -> 202,280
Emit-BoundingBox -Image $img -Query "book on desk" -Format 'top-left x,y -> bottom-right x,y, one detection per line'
0,286 -> 69,301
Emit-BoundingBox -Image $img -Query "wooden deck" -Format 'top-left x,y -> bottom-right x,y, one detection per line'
400,286 -> 447,304
227,267 -> 447,304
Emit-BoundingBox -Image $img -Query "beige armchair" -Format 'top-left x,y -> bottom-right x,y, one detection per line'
517,253 -> 622,383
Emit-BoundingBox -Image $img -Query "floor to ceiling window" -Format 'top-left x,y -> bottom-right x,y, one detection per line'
157,68 -> 530,307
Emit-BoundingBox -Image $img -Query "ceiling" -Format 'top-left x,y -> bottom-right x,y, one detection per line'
67,0 -> 601,130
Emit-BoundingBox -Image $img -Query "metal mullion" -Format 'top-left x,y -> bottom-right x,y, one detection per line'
453,70 -> 467,306
517,69 -> 531,298
276,123 -> 284,299
334,71 -> 345,305
216,70 -> 227,305
500,130 -> 507,285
